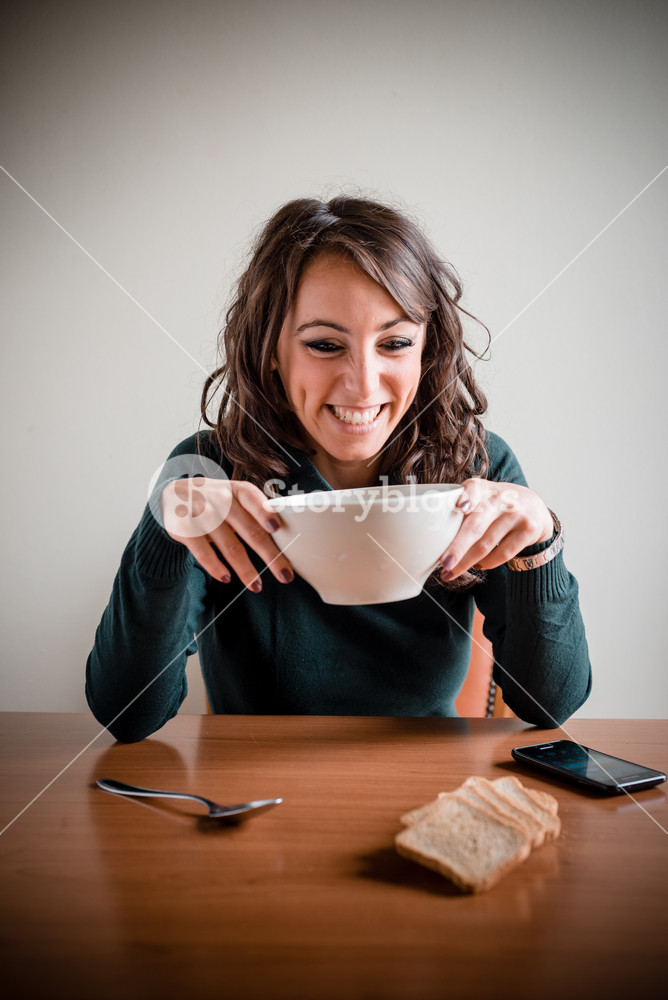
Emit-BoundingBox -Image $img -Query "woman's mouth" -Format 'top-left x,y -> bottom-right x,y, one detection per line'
327,404 -> 385,425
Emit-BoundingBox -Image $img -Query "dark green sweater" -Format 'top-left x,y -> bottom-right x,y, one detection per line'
86,431 -> 591,742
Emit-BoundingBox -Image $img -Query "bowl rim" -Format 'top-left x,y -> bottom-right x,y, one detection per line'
266,483 -> 463,510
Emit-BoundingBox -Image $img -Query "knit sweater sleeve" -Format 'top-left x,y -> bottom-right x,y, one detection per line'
472,432 -> 592,726
85,441 -> 209,742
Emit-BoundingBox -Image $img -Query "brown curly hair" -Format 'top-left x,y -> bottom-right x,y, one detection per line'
201,196 -> 489,492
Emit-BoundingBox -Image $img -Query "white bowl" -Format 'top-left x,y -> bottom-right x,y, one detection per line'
267,484 -> 464,605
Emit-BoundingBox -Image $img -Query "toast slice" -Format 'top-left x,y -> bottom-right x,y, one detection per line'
456,776 -> 546,848
491,776 -> 561,840
395,795 -> 532,893
524,785 -> 559,816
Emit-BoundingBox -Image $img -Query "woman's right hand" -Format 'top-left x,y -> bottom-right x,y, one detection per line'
160,477 -> 293,592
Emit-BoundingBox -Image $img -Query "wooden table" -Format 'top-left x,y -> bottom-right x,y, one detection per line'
1,714 -> 666,1000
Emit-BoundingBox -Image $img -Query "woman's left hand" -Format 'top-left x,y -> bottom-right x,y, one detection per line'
440,479 -> 554,581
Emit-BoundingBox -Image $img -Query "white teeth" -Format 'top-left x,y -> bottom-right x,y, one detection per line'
331,405 -> 382,425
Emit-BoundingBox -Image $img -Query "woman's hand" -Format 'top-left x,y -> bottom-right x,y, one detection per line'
160,477 -> 293,592
440,479 -> 554,582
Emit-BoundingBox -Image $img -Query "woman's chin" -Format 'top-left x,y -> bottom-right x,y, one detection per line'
314,434 -> 389,470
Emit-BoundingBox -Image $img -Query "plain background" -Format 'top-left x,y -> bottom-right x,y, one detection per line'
1,0 -> 666,720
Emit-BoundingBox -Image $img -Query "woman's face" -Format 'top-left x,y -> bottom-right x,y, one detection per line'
274,254 -> 426,488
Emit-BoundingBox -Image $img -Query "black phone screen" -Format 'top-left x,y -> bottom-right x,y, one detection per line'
512,741 -> 666,790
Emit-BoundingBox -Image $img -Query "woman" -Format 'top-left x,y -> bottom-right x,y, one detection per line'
86,196 -> 591,742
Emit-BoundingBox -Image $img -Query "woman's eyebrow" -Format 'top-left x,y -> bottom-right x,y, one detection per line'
296,316 -> 416,334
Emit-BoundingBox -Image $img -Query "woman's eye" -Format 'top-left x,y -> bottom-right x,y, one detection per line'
382,338 -> 415,352
303,340 -> 342,354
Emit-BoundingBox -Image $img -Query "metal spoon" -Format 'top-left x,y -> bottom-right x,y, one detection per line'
96,778 -> 282,822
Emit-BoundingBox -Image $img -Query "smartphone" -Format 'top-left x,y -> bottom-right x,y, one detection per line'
511,740 -> 666,794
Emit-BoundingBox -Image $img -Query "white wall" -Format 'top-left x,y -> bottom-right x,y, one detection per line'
2,0 -> 667,719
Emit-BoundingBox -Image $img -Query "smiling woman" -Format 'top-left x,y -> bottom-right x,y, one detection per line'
201,197 -> 491,500
85,196 -> 591,742
272,255 -> 426,489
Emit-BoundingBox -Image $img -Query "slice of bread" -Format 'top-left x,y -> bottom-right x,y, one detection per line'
524,785 -> 559,816
395,795 -> 532,893
491,776 -> 561,840
457,777 -> 546,847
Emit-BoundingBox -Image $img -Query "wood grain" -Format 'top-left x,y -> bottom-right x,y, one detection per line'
1,713 -> 666,1000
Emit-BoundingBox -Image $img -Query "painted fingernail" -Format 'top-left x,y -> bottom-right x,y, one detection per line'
249,578 -> 262,593
458,499 -> 472,513
220,573 -> 231,584
442,554 -> 456,573
266,518 -> 280,532
279,568 -> 294,583
441,570 -> 453,582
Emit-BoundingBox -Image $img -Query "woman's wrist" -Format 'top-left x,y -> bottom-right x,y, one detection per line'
537,506 -> 557,544
507,510 -> 564,572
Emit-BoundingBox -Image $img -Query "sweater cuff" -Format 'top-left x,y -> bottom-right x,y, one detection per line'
506,549 -> 571,603
135,503 -> 194,582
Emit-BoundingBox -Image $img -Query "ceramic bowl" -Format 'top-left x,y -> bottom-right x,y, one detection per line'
266,483 -> 464,605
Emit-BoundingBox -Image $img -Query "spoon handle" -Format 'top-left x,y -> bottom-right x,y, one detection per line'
96,778 -> 212,809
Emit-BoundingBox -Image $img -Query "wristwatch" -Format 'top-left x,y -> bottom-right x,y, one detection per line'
507,510 -> 564,572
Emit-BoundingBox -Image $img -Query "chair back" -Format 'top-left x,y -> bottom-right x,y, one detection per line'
455,609 -> 514,717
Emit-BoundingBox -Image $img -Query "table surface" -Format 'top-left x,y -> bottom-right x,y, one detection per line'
1,713 -> 666,1000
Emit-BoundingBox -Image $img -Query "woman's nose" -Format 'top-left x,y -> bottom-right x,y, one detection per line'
342,355 -> 380,400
